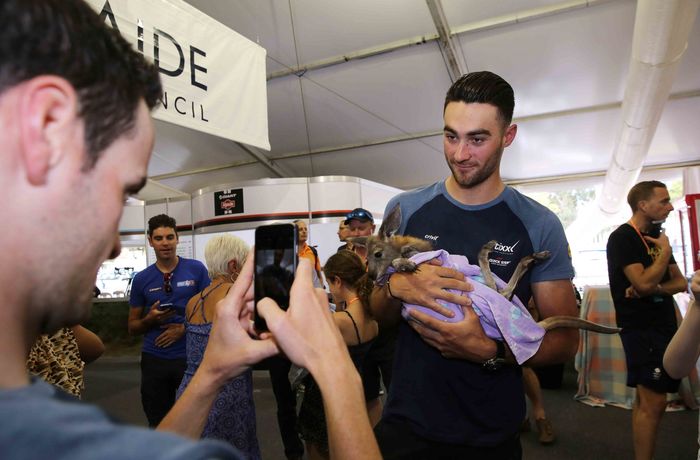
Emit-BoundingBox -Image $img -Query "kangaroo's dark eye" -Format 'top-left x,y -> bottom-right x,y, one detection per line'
374,251 -> 382,258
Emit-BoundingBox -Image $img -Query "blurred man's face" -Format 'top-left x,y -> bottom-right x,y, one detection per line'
347,219 -> 375,237
338,221 -> 351,241
149,226 -> 179,263
641,187 -> 674,222
296,221 -> 308,244
48,101 -> 153,330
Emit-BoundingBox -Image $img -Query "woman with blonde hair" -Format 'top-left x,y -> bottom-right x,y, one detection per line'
175,234 -> 260,459
298,250 -> 379,460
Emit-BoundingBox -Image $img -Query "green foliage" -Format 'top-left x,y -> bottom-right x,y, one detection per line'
529,188 -> 596,229
85,300 -> 141,348
668,178 -> 683,202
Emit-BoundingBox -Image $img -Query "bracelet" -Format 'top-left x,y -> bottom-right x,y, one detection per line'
386,276 -> 401,300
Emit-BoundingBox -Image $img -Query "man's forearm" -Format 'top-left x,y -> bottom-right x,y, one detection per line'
664,299 -> 700,379
156,367 -> 222,438
634,252 -> 673,295
127,316 -> 154,336
314,358 -> 381,460
525,328 -> 579,367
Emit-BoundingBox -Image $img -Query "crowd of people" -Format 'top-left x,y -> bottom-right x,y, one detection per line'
4,1 -> 699,460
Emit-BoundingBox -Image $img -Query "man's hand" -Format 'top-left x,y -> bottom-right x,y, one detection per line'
390,261 -> 473,318
643,231 -> 672,252
143,301 -> 175,324
691,270 -> 700,299
155,323 -> 185,348
198,254 -> 279,384
625,285 -> 641,298
408,304 -> 495,362
257,258 -> 349,376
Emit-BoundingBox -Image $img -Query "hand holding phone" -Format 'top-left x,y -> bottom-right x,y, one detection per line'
254,224 -> 298,332
646,220 -> 664,238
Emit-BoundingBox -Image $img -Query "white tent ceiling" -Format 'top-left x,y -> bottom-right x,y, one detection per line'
140,0 -> 700,201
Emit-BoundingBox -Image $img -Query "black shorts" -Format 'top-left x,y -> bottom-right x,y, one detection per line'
374,417 -> 522,460
619,327 -> 680,394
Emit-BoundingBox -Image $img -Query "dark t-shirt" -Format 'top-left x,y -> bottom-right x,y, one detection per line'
382,183 -> 574,446
606,223 -> 677,329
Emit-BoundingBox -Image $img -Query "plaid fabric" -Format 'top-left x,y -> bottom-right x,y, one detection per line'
575,286 -> 700,410
575,286 -> 635,409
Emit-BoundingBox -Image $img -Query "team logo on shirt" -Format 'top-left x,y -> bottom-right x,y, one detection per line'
177,280 -> 196,287
488,240 -> 520,267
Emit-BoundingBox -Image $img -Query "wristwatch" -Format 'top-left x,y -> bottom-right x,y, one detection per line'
483,340 -> 506,371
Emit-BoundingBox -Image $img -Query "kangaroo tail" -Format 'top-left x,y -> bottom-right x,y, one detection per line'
538,316 -> 620,334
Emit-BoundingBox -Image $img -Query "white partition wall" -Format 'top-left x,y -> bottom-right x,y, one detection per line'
116,176 -> 402,276
189,176 -> 402,269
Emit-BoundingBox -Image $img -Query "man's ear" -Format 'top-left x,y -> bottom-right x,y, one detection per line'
19,76 -> 81,186
503,123 -> 517,147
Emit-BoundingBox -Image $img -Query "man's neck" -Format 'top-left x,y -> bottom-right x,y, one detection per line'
156,255 -> 179,273
445,175 -> 506,206
629,213 -> 651,232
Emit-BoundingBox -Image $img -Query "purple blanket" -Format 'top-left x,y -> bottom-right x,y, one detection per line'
386,249 -> 545,364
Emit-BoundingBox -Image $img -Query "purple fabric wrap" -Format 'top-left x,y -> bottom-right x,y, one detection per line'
387,249 -> 545,364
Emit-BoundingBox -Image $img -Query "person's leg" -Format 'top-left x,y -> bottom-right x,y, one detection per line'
362,348 -> 383,427
632,384 -> 667,460
522,367 -> 555,444
165,358 -> 187,416
140,353 -> 174,427
268,356 -> 304,459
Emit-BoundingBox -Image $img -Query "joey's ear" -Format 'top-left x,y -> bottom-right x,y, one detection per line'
19,76 -> 81,186
378,204 -> 401,238
347,236 -> 368,248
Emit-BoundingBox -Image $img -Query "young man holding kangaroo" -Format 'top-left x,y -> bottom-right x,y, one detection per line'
370,71 -> 579,459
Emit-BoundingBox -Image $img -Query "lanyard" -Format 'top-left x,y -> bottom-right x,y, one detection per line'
627,221 -> 651,254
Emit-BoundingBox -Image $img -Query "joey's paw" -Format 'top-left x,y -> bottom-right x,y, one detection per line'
532,251 -> 551,261
392,258 -> 417,273
482,240 -> 497,251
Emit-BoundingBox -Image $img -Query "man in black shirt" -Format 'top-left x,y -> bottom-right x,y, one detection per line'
606,180 -> 687,460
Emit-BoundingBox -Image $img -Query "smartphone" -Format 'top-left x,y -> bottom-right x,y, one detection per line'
158,302 -> 173,311
646,220 -> 664,238
254,223 -> 298,332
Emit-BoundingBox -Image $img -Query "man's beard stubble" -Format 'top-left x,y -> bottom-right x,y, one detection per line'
446,145 -> 503,189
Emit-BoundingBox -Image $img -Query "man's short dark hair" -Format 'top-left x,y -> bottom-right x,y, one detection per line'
627,180 -> 667,212
0,0 -> 162,166
148,214 -> 177,237
444,71 -> 515,127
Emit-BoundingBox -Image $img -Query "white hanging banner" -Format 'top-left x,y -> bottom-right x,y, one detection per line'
87,0 -> 270,150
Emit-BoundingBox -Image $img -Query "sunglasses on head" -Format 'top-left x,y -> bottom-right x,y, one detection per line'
345,209 -> 373,222
163,272 -> 173,294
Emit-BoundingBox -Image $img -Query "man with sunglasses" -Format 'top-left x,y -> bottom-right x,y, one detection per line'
128,214 -> 210,427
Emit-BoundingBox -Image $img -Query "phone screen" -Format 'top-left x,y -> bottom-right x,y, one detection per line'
254,224 -> 297,332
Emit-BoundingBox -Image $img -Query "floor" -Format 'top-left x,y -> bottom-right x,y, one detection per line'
83,356 -> 698,459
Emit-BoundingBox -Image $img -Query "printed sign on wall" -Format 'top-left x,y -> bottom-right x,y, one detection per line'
215,189 -> 244,216
87,0 -> 270,150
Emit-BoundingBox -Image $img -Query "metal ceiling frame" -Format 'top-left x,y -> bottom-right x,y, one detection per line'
150,0 -> 625,188
266,0 -> 619,80
150,88 -> 700,183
